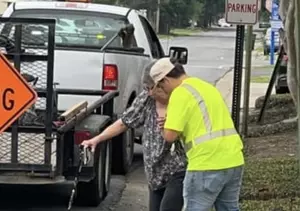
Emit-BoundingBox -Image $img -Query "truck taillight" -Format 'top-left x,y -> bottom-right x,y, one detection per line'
74,131 -> 91,145
103,64 -> 118,90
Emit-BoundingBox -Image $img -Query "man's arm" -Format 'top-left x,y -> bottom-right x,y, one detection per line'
163,87 -> 191,143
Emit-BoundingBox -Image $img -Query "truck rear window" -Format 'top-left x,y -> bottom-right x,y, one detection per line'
6,9 -> 129,49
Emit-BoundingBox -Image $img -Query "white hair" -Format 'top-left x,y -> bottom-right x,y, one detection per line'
142,59 -> 157,86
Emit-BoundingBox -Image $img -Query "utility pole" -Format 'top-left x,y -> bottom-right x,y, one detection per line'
156,0 -> 160,33
295,0 -> 300,170
241,25 -> 253,137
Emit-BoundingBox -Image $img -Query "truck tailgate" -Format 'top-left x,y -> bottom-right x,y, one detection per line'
54,50 -> 104,111
24,49 -> 104,111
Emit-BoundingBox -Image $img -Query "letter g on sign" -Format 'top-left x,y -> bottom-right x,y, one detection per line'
2,88 -> 15,111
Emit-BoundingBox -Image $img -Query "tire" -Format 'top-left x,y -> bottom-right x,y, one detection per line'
74,142 -> 106,207
111,128 -> 134,175
103,140 -> 112,197
264,48 -> 268,55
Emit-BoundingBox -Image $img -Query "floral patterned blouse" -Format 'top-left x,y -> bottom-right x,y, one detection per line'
121,90 -> 187,190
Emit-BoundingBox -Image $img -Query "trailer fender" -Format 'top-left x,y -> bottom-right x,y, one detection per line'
75,114 -> 111,137
74,114 -> 111,169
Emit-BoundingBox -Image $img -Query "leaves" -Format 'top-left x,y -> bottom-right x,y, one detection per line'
93,0 -> 225,29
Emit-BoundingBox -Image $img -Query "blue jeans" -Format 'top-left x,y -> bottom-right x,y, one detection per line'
183,165 -> 244,211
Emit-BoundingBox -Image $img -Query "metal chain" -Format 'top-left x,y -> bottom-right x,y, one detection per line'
67,146 -> 90,211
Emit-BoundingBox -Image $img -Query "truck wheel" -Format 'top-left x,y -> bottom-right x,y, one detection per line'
75,142 -> 106,206
103,140 -> 112,197
111,128 -> 134,175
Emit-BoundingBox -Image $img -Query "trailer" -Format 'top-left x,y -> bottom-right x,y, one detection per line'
0,17 -> 118,207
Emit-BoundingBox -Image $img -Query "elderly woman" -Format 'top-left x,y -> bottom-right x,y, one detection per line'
81,60 -> 187,211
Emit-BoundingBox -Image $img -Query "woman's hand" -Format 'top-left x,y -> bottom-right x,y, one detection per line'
81,138 -> 99,153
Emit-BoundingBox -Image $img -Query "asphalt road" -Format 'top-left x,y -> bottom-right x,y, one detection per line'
160,27 -> 236,84
0,28 -> 237,211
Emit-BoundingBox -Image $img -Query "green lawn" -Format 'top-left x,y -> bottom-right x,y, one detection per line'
170,28 -> 201,36
157,34 -> 173,39
251,65 -> 273,72
158,27 -> 201,38
251,75 -> 270,83
239,158 -> 300,210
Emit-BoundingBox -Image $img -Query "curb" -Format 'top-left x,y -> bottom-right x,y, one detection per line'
214,67 -> 233,86
239,106 -> 296,126
247,119 -> 297,137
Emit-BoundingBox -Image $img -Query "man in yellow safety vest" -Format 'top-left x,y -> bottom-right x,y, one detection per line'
150,57 -> 245,211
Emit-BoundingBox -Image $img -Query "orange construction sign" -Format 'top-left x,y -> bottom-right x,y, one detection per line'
0,53 -> 37,133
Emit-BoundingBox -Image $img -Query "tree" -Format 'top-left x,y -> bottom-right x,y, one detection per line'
92,0 -> 226,31
278,0 -> 298,121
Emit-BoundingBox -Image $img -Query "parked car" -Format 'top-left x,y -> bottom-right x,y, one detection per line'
264,27 -> 280,55
275,52 -> 289,94
259,21 -> 271,29
217,18 -> 232,27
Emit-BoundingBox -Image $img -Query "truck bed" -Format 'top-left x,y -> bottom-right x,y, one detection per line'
0,132 -> 57,167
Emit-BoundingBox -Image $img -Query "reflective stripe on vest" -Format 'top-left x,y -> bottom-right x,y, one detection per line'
182,84 -> 238,152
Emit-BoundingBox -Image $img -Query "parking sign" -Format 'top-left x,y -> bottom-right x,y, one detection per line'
225,0 -> 259,25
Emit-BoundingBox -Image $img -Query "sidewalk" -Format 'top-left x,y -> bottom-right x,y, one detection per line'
216,69 -> 274,109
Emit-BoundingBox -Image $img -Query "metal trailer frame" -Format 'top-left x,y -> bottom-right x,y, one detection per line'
0,17 -> 56,174
0,17 -> 119,181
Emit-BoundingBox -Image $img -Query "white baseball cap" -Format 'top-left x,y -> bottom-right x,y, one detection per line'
150,57 -> 174,85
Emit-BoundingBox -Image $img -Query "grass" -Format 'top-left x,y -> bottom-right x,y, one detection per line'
157,34 -> 173,39
170,28 -> 201,36
240,198 -> 300,210
239,158 -> 300,210
252,65 -> 273,71
158,27 -> 201,38
241,158 -> 300,200
251,75 -> 270,83
238,131 -> 300,211
254,46 -> 264,53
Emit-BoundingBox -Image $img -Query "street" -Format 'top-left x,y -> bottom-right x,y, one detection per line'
161,27 -> 236,84
0,28 -> 237,211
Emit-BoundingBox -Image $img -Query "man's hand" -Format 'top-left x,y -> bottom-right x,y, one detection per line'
81,138 -> 99,153
163,129 -> 180,143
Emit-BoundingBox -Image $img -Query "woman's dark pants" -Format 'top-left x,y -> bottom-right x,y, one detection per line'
149,171 -> 185,211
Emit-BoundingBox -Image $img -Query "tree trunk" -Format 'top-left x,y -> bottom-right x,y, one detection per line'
285,0 -> 297,108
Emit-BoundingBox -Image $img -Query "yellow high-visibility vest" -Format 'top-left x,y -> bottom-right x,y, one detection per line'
166,77 -> 244,171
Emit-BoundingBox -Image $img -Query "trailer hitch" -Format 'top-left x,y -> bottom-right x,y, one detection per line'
67,146 -> 91,210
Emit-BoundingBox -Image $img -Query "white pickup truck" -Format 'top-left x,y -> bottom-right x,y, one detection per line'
1,0 -> 188,176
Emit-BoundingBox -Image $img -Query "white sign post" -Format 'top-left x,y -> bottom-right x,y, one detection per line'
225,0 -> 259,25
